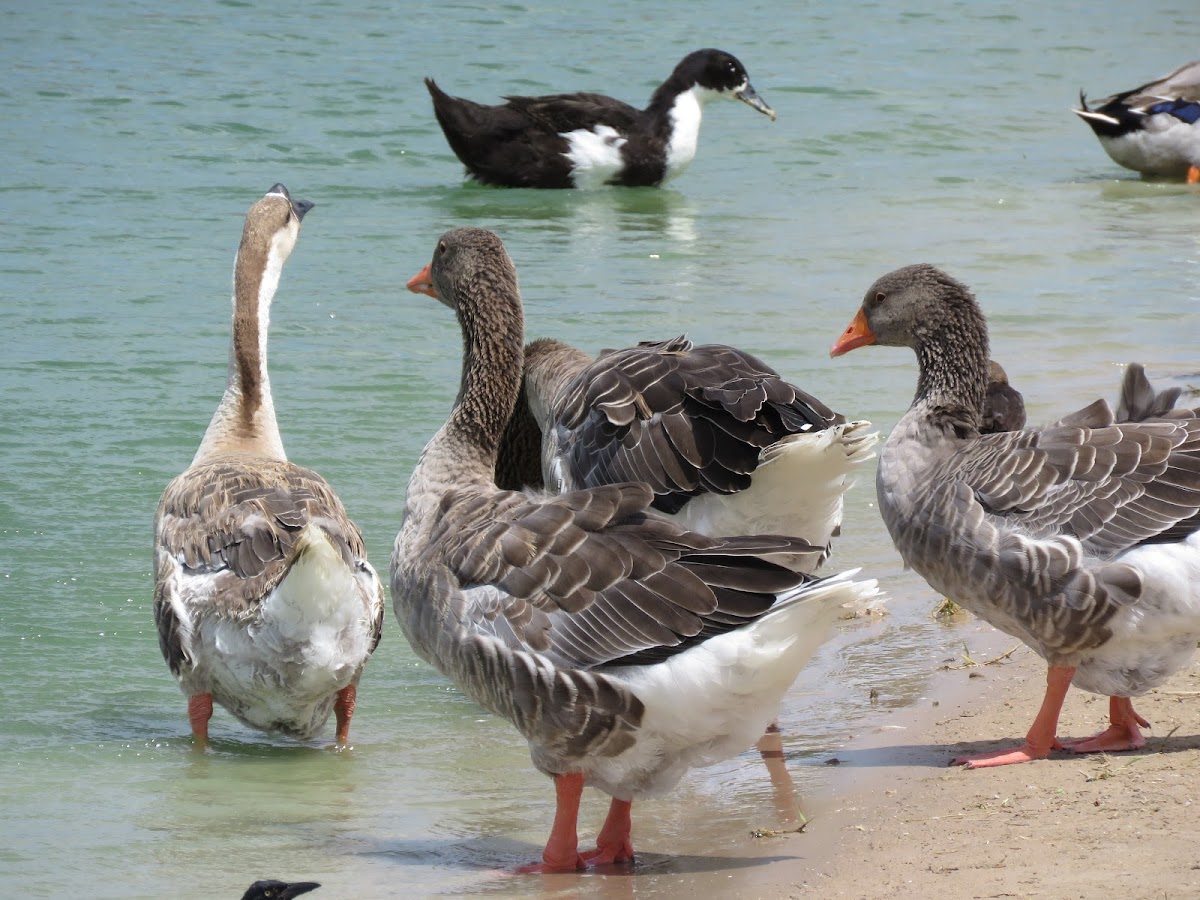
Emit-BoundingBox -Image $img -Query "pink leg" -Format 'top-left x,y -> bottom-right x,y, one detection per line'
756,721 -> 801,824
188,692 -> 213,751
334,684 -> 357,745
952,665 -> 1074,768
756,721 -> 786,762
515,773 -> 586,874
582,797 -> 634,866
1061,696 -> 1149,754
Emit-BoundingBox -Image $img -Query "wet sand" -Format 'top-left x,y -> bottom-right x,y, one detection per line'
743,649 -> 1200,899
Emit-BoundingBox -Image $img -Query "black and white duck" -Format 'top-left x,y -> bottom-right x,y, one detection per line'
423,48 -> 775,189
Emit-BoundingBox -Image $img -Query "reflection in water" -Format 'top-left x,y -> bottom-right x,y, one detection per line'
421,183 -> 698,246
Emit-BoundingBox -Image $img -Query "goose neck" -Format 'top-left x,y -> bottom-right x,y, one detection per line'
911,323 -> 989,435
444,272 -> 525,475
192,240 -> 287,464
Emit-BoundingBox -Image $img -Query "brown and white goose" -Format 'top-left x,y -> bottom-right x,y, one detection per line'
831,263 -> 1200,768
392,227 -> 880,871
469,335 -> 877,573
153,185 -> 384,749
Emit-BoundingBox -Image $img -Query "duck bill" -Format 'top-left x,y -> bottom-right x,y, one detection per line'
280,884 -> 321,900
406,262 -> 438,298
830,309 -> 876,357
736,83 -> 776,121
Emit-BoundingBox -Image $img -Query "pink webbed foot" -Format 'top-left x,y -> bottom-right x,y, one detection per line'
580,797 -> 634,867
952,664 -> 1075,769
513,772 -> 587,875
581,838 -> 634,866
1061,697 -> 1149,754
952,740 -> 1062,769
514,854 -> 585,875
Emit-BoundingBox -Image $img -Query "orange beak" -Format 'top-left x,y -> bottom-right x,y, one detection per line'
406,262 -> 437,298
830,308 -> 876,357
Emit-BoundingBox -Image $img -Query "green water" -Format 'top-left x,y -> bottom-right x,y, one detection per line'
2,0 -> 1199,896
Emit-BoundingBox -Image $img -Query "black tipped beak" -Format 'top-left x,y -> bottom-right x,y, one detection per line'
291,198 -> 315,221
280,883 -> 321,899
736,83 -> 776,121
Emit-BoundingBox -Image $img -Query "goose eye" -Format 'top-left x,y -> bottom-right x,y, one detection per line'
875,292 -> 886,304
438,241 -> 448,254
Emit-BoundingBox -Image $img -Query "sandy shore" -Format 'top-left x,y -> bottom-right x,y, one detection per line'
746,648 -> 1200,899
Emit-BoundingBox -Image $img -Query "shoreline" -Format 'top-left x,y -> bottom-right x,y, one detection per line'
744,648 -> 1200,898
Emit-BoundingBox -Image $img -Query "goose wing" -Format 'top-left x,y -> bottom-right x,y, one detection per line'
429,481 -> 816,669
955,415 -> 1200,557
547,337 -> 843,513
153,460 -> 376,674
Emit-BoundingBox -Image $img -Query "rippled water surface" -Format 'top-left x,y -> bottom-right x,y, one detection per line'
3,1 -> 1199,896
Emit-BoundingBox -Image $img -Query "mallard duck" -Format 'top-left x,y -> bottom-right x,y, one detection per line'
424,48 -> 774,188
153,185 -> 384,748
1074,60 -> 1200,181
392,227 -> 879,870
831,263 -> 1200,768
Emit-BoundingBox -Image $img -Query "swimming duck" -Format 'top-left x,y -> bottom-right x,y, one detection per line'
831,263 -> 1200,768
481,335 -> 876,572
240,880 -> 320,900
1074,59 -> 1200,181
153,185 -> 385,749
423,48 -> 775,189
393,227 -> 880,871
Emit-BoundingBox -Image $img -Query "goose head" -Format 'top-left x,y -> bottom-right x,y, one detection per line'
234,184 -> 314,303
405,227 -> 520,317
829,263 -> 986,358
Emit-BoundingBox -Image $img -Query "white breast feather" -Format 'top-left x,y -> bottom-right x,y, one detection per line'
664,87 -> 705,182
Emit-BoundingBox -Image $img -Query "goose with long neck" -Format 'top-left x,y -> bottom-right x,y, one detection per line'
153,185 -> 384,749
832,263 -> 1200,768
394,227 -> 880,872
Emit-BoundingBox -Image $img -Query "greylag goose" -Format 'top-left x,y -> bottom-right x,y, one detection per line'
1073,60 -> 1200,181
424,48 -> 774,189
392,227 -> 880,871
153,185 -> 384,749
481,335 -> 876,573
831,263 -> 1200,768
